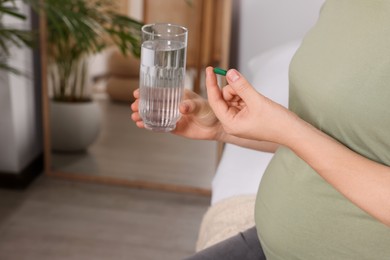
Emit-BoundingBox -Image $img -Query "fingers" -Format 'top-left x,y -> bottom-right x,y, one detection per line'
132,87 -> 204,130
131,98 -> 139,111
222,85 -> 240,102
135,121 -> 145,128
131,88 -> 140,120
131,110 -> 141,121
205,66 -> 229,118
225,69 -> 257,103
132,113 -> 145,128
131,112 -> 145,128
133,89 -> 140,99
130,98 -> 145,128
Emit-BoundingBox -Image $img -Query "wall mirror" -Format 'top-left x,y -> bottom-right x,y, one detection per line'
42,0 -> 232,195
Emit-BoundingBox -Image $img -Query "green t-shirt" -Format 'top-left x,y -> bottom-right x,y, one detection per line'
255,0 -> 390,259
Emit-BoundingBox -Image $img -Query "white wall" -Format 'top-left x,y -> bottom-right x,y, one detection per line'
234,0 -> 325,79
0,71 -> 19,171
0,2 -> 41,173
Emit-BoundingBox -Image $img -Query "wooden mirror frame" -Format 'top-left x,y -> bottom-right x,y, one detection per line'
40,0 -> 232,196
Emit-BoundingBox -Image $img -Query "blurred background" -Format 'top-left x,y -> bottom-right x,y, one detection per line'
0,0 -> 324,259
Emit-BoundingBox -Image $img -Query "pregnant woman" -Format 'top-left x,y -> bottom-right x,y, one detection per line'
132,0 -> 390,258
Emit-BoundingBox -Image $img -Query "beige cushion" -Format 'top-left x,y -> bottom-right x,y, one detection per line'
196,195 -> 256,252
106,77 -> 139,102
106,46 -> 140,78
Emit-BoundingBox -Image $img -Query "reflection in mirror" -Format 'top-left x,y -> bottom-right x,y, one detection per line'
51,70 -> 217,193
45,0 -> 231,195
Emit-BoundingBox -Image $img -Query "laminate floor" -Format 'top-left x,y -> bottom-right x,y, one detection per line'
52,95 -> 218,190
0,175 -> 210,260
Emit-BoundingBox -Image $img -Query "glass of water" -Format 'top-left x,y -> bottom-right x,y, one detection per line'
139,23 -> 188,132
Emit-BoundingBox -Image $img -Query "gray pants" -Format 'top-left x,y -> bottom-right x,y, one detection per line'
184,227 -> 266,260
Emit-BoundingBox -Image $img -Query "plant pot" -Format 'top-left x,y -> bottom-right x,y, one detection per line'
50,100 -> 101,152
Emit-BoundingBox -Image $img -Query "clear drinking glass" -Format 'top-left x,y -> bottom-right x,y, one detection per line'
139,23 -> 188,132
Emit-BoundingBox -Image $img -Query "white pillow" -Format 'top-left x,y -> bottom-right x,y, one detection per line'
248,39 -> 302,107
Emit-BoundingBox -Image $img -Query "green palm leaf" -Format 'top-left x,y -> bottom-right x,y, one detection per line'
0,0 -> 34,75
27,0 -> 143,101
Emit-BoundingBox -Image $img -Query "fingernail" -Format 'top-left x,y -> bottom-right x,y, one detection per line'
206,67 -> 213,78
227,69 -> 240,82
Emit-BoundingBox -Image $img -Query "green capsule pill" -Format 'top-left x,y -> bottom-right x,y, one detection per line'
213,67 -> 227,76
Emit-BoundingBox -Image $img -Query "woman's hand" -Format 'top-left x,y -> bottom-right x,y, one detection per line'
205,66 -> 296,144
131,88 -> 223,140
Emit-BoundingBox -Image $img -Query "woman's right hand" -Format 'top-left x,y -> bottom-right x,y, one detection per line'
131,88 -> 224,141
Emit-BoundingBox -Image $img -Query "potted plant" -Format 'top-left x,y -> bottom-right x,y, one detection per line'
29,0 -> 143,152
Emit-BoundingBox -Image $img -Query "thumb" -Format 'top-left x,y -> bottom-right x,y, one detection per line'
226,69 -> 257,103
180,99 -> 197,114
